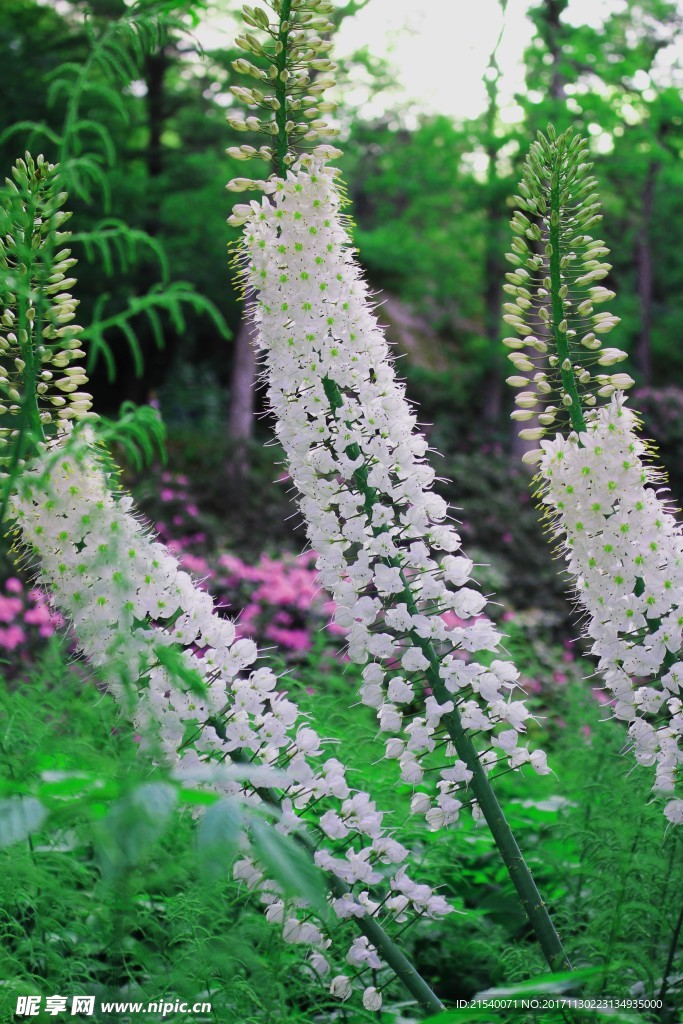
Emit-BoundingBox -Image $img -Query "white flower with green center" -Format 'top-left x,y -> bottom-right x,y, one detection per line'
239,157 -> 548,832
539,395 -> 683,822
10,430 -> 453,1001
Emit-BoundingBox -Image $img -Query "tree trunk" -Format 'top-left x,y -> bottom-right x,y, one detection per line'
226,306 -> 258,486
544,0 -> 568,101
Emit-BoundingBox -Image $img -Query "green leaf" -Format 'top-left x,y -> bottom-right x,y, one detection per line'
154,644 -> 207,698
97,781 -> 177,872
476,968 -> 595,998
0,797 -> 48,847
196,799 -> 243,883
250,819 -> 328,922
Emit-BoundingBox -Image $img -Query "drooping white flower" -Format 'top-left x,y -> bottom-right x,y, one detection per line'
362,987 -> 382,1011
539,394 -> 683,820
239,157 -> 545,832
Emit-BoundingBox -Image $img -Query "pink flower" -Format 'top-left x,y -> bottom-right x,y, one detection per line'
441,610 -> 467,630
0,625 -> 25,649
265,625 -> 311,652
5,578 -> 23,593
180,553 -> 213,579
24,604 -> 54,626
0,596 -> 23,623
160,488 -> 176,502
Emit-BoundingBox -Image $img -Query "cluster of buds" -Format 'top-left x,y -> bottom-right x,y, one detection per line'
504,127 -> 633,461
226,0 -> 340,217
0,154 -> 93,470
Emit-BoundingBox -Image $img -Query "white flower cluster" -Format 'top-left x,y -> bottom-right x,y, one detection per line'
10,432 -> 451,1000
240,158 -> 548,836
539,395 -> 683,824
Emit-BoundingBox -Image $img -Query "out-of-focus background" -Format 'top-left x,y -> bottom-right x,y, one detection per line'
2,0 -> 683,672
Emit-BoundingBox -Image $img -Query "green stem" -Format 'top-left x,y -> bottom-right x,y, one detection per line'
273,0 -> 293,179
548,174 -> 586,435
17,194 -> 45,443
658,899 -> 683,1015
0,183 -> 48,525
322,374 -> 572,974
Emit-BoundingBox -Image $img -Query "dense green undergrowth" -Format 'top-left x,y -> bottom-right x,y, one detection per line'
1,629 -> 680,1022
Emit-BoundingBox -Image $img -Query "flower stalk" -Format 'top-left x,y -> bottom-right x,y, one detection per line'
1,151 -> 449,1014
504,127 -> 633,460
274,0 -> 293,177
548,171 -> 585,435
0,154 -> 93,520
239,156 -> 572,977
322,375 -> 570,972
235,744 -> 445,1014
506,129 -> 683,823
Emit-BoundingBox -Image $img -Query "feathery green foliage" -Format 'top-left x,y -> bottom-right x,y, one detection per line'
95,401 -> 167,473
82,281 -> 230,381
1,5 -> 171,205
0,3 -> 230,385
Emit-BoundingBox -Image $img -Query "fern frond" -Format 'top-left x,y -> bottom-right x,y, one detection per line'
0,121 -> 62,151
94,401 -> 167,473
39,6 -> 181,204
70,220 -> 170,280
82,284 -> 230,381
58,155 -> 113,207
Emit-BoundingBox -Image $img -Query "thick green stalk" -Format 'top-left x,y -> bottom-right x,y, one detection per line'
234,14 -> 444,1009
17,193 -> 45,443
0,185 -> 47,525
549,172 -> 586,435
322,374 -> 572,974
273,0 -> 293,179
421,641 -> 571,972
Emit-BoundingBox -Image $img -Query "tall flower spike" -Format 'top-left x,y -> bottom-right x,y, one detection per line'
504,126 -> 633,461
10,433 -> 447,1015
1,152 -> 445,1012
0,153 -> 93,467
538,397 -> 683,825
238,155 -> 573,974
226,0 -> 341,221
